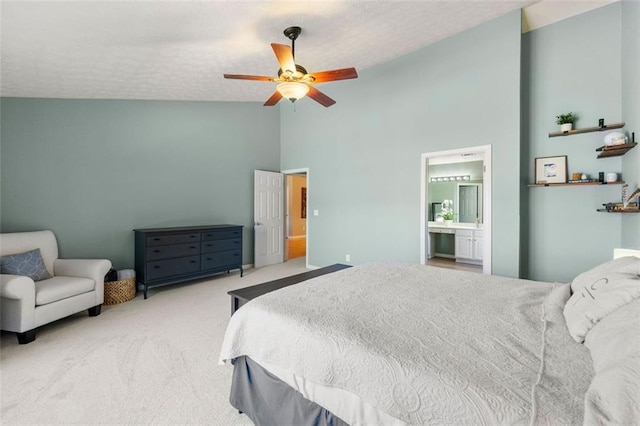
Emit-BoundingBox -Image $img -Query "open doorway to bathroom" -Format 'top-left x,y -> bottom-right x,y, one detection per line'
284,171 -> 307,261
420,145 -> 492,275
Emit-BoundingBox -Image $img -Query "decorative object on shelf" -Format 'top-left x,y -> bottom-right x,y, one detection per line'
567,172 -> 593,183
604,131 -> 628,146
568,179 -> 597,183
622,185 -> 640,210
606,172 -> 618,183
599,172 -> 604,183
441,199 -> 454,224
556,112 -> 575,133
535,155 -> 568,184
430,175 -> 471,183
548,121 -> 624,138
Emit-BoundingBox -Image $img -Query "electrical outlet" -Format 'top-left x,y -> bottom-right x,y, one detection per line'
345,254 -> 350,262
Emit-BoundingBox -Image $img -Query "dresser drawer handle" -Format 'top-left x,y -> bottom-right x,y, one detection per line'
206,257 -> 212,261
234,253 -> 240,257
153,249 -> 161,253
190,260 -> 197,263
190,235 -> 197,238
234,241 -> 239,244
153,238 -> 161,241
153,266 -> 160,269
190,246 -> 196,249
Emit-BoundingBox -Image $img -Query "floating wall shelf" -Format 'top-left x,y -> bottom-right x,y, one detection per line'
596,209 -> 640,213
528,181 -> 625,188
548,122 -> 624,138
595,142 -> 637,159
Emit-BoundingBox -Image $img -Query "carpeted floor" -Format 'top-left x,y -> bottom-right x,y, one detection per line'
0,258 -> 309,425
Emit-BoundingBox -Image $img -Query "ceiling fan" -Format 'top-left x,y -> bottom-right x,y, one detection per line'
224,26 -> 358,107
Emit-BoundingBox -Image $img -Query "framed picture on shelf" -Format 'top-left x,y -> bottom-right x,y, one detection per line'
535,155 -> 568,184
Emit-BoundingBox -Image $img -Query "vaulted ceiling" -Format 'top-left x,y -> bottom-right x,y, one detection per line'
0,0 -> 614,102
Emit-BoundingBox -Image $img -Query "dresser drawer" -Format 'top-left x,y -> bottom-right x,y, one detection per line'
201,238 -> 241,254
147,233 -> 200,247
146,242 -> 200,261
201,250 -> 241,270
146,256 -> 200,281
202,229 -> 242,241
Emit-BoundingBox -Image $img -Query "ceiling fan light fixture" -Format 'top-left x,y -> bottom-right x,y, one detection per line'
276,82 -> 309,103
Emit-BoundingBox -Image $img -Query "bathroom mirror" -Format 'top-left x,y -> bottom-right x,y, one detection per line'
456,183 -> 482,223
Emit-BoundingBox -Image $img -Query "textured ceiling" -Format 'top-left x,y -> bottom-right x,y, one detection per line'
1,0 -> 540,102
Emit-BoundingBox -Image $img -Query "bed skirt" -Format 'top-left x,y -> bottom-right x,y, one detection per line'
230,356 -> 348,426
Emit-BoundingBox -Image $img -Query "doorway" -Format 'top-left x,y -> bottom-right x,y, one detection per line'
285,173 -> 307,260
282,168 -> 309,267
420,145 -> 492,275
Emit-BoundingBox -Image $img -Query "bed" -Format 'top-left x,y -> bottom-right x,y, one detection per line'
219,249 -> 640,425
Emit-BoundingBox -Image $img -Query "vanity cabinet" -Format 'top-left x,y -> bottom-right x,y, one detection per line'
134,225 -> 243,299
455,229 -> 483,264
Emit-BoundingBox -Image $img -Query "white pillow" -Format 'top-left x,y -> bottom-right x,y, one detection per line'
582,299 -> 640,424
563,256 -> 640,343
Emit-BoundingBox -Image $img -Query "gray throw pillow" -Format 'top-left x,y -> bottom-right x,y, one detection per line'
0,248 -> 52,281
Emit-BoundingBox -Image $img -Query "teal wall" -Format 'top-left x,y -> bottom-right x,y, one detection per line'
522,3 -> 625,282
621,0 -> 640,248
0,99 -> 280,268
280,11 -> 522,276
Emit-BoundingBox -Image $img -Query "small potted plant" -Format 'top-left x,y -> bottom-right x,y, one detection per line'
441,200 -> 454,224
556,112 -> 575,132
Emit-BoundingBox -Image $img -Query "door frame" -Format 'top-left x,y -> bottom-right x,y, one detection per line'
420,145 -> 492,274
282,167 -> 310,269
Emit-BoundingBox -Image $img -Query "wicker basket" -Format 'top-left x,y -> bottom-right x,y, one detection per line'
104,278 -> 136,305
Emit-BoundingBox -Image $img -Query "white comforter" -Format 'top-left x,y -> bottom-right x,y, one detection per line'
219,262 -> 594,425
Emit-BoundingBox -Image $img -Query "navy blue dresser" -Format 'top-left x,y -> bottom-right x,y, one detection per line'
134,225 -> 243,298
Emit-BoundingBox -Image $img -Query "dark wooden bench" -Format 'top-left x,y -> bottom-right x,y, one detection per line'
228,263 -> 351,315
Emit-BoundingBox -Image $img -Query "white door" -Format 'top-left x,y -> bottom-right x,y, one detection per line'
254,170 -> 284,268
458,185 -> 478,223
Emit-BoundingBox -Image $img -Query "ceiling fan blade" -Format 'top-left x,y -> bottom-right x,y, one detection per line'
308,67 -> 358,83
307,86 -> 336,107
264,91 -> 283,106
224,74 -> 274,81
271,43 -> 296,74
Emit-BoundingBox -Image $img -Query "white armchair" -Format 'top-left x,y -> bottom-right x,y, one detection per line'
0,230 -> 111,344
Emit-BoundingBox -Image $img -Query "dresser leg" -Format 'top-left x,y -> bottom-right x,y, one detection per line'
144,285 -> 148,299
240,266 -> 244,277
